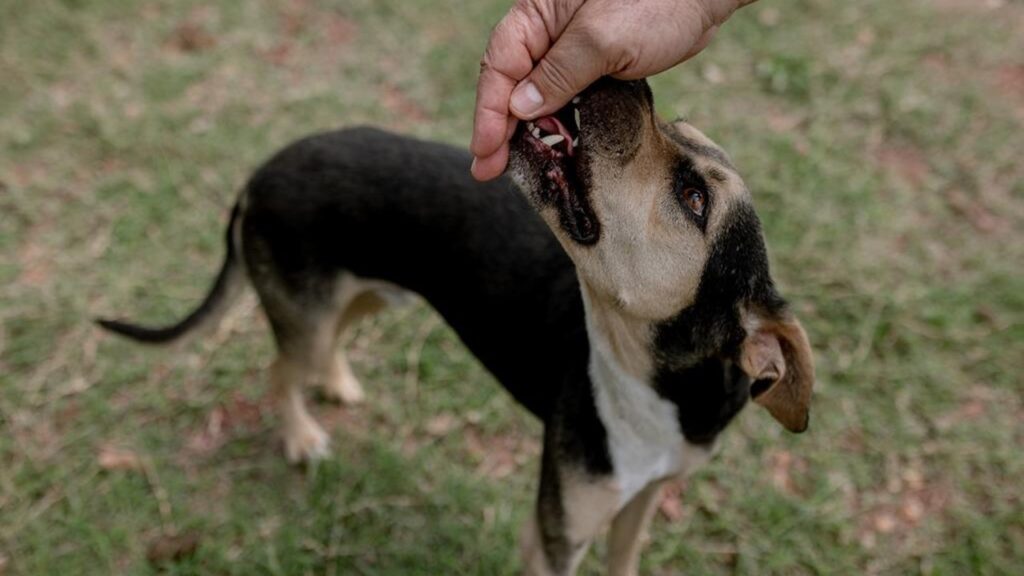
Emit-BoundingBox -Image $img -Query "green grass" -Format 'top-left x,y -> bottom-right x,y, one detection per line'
2,0 -> 1022,574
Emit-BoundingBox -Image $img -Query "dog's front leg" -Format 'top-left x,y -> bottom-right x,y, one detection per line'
606,480 -> 664,576
521,444 -> 620,576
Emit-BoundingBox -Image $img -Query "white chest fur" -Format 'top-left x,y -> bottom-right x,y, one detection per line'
589,331 -> 715,507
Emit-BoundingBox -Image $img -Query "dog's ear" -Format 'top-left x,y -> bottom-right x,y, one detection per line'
740,313 -> 815,432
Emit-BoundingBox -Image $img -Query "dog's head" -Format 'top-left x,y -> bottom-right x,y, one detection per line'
509,78 -> 814,435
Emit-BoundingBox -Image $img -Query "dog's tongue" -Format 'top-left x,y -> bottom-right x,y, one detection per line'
536,116 -> 575,156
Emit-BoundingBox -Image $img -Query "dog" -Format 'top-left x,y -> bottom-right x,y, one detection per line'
98,78 -> 814,576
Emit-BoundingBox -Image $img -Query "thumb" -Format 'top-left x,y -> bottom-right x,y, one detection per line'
509,27 -> 608,120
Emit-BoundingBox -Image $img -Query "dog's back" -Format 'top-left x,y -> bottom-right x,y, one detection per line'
242,127 -> 586,418
101,127 -> 586,424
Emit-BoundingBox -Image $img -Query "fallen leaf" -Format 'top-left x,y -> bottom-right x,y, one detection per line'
758,7 -> 780,27
856,27 -> 876,47
147,531 -> 201,566
97,445 -> 144,473
945,189 -> 1008,234
766,110 -> 803,133
991,64 -> 1024,122
701,63 -> 725,85
463,428 -> 540,479
873,512 -> 897,533
766,450 -> 808,495
381,84 -> 429,123
183,394 -> 266,458
262,42 -> 294,66
658,482 -> 685,521
323,13 -> 357,46
901,466 -> 924,490
170,21 -> 216,52
876,145 -> 930,188
477,454 -> 517,479
425,413 -> 457,437
900,496 -> 925,524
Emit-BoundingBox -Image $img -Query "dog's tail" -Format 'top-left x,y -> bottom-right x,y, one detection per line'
95,202 -> 246,345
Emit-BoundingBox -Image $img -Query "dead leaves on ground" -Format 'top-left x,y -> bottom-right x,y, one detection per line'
96,444 -> 202,567
183,393 -> 267,459
406,411 -> 539,480
146,530 -> 201,567
97,444 -> 146,473
658,481 -> 686,521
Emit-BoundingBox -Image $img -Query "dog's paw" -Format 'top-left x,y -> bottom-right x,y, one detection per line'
283,422 -> 331,464
323,371 -> 366,406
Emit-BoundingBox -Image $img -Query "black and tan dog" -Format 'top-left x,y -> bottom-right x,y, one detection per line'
98,78 -> 814,575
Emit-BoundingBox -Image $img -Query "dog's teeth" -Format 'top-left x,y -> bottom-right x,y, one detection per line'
540,134 -> 565,146
572,137 -> 579,147
531,127 -> 541,138
572,97 -> 580,104
527,121 -> 535,130
574,108 -> 581,128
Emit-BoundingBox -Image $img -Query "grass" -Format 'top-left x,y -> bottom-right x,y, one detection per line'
1,0 -> 1022,574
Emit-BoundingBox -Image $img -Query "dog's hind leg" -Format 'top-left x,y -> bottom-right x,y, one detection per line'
322,275 -> 407,405
262,295 -> 343,463
269,351 -> 331,463
257,270 -> 403,462
322,289 -> 387,404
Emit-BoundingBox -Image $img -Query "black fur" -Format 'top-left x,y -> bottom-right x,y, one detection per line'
95,203 -> 242,344
663,121 -> 737,171
653,202 -> 787,444
240,127 -> 597,422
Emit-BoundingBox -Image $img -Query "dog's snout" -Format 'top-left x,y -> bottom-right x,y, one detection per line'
578,79 -> 652,162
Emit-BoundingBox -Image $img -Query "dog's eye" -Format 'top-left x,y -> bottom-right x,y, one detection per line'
682,188 -> 706,216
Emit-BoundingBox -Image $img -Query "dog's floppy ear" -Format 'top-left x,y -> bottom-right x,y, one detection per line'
740,313 -> 815,432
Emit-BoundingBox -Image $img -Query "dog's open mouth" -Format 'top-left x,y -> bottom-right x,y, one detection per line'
515,98 -> 599,245
526,101 -> 580,158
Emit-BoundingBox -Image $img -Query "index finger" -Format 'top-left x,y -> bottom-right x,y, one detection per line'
470,8 -> 538,162
471,61 -> 519,162
471,1 -> 584,174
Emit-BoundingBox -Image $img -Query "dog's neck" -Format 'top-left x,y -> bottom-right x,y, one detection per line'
579,281 -> 654,383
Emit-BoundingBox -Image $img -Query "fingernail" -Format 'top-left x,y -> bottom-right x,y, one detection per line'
511,82 -> 543,116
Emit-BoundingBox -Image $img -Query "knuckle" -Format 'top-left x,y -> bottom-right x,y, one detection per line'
537,59 -> 576,96
519,0 -> 551,27
613,43 -> 640,74
479,54 -> 493,75
576,19 -> 618,54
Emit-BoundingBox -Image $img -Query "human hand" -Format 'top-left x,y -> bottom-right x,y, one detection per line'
470,0 -> 756,181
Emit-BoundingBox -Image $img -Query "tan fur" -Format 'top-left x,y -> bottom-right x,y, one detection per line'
583,291 -> 654,379
606,481 -> 665,576
519,515 -> 550,576
270,356 -> 331,463
743,316 -> 815,432
270,274 -> 405,462
562,473 -> 621,545
322,291 -> 389,404
520,473 -> 622,576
